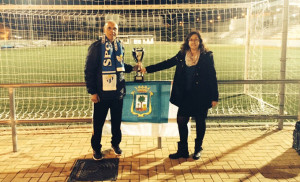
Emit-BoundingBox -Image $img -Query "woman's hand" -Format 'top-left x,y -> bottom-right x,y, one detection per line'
211,101 -> 218,107
140,67 -> 147,74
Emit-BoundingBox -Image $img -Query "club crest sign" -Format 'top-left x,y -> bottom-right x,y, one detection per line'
130,86 -> 153,117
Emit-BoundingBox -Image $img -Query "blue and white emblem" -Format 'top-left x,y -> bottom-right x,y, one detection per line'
131,86 -> 153,117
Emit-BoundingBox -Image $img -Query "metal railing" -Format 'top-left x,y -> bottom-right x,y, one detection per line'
1,80 -> 300,152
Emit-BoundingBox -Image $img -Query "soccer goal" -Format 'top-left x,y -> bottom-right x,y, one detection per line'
0,0 -> 299,125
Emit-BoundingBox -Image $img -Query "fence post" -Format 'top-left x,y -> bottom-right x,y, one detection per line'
298,83 -> 300,122
9,88 -> 18,152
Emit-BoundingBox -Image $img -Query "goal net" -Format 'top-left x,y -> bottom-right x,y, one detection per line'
0,0 -> 299,126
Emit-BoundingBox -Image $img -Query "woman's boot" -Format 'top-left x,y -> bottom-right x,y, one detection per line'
193,139 -> 203,160
169,142 -> 189,159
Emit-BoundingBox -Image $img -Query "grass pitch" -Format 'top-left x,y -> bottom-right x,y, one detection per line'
0,42 -> 299,121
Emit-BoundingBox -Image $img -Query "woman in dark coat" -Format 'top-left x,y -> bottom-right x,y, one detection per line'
141,31 -> 219,160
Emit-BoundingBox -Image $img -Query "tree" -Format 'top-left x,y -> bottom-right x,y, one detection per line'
138,95 -> 146,111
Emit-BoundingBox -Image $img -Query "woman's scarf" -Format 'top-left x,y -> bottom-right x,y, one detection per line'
100,35 -> 125,91
185,50 -> 200,67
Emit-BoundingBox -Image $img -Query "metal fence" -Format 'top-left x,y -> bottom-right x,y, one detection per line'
1,80 -> 300,152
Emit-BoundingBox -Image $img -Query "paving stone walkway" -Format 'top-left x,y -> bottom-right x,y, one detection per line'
0,126 -> 299,182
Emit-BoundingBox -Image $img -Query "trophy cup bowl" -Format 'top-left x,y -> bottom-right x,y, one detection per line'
132,48 -> 144,82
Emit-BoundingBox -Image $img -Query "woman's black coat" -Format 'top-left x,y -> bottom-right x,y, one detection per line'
146,50 -> 219,110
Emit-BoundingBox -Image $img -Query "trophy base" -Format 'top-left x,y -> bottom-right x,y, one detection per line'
134,76 -> 144,83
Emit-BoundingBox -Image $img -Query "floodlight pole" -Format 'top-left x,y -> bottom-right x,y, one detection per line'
278,0 -> 289,130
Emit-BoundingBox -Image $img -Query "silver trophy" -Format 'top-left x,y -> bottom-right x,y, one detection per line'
132,48 -> 145,82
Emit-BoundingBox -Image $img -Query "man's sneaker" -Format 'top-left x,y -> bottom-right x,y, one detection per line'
112,145 -> 122,155
93,150 -> 103,160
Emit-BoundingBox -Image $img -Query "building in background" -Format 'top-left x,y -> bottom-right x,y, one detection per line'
0,23 -> 10,40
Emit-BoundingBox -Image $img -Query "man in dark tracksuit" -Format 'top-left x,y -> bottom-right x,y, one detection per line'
84,21 -> 137,160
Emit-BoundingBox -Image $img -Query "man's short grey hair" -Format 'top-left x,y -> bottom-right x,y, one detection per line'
104,20 -> 118,29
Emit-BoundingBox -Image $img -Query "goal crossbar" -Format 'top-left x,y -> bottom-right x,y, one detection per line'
0,3 -> 252,11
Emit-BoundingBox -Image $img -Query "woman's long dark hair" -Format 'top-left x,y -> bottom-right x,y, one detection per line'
180,31 -> 208,54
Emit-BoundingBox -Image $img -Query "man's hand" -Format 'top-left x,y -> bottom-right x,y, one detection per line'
91,94 -> 100,103
211,101 -> 218,107
133,64 -> 139,72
